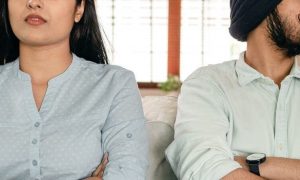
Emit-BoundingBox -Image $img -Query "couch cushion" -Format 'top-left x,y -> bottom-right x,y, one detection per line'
142,96 -> 178,180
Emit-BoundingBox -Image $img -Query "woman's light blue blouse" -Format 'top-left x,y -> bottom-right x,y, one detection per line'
0,54 -> 148,180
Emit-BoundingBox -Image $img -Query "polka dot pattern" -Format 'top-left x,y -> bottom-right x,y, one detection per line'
0,54 -> 148,180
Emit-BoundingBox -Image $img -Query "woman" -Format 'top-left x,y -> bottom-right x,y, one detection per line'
0,0 -> 148,180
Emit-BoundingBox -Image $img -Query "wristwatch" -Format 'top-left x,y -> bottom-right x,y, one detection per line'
246,153 -> 266,176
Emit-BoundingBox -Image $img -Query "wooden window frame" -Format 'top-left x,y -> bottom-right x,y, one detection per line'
139,0 -> 181,88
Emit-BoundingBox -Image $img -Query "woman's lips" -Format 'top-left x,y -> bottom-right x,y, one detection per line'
25,15 -> 47,26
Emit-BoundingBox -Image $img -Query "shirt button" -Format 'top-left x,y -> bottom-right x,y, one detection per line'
34,122 -> 40,127
126,133 -> 132,138
32,139 -> 38,144
32,160 -> 38,166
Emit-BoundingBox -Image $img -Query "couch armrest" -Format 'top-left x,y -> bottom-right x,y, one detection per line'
142,96 -> 178,180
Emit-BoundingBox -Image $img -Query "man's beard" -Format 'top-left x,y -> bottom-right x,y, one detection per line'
267,9 -> 300,57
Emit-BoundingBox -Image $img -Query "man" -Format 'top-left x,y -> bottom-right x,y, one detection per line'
166,0 -> 300,179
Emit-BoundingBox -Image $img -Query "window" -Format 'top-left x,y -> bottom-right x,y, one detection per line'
180,0 -> 246,80
96,0 -> 168,82
96,0 -> 245,82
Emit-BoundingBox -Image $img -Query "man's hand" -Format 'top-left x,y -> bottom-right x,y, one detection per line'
234,156 -> 249,170
234,156 -> 300,180
86,153 -> 109,180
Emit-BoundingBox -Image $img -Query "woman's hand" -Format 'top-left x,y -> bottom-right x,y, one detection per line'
86,153 -> 109,180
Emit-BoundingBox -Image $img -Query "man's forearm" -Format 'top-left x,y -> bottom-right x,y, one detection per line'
222,168 -> 265,180
260,157 -> 300,180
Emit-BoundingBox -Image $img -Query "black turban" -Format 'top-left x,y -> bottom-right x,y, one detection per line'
229,0 -> 282,41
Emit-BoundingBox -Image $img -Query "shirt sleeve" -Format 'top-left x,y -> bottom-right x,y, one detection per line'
101,70 -> 148,180
165,74 -> 241,180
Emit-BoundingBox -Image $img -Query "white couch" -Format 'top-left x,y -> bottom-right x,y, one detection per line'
142,95 -> 178,180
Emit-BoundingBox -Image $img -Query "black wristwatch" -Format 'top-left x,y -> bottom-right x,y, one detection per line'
246,153 -> 266,176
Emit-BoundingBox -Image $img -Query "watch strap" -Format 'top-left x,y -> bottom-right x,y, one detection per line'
248,163 -> 260,176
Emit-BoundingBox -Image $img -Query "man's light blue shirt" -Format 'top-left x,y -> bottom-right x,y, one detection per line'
166,52 -> 300,180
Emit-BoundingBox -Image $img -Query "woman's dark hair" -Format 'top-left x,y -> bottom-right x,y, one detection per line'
0,0 -> 108,65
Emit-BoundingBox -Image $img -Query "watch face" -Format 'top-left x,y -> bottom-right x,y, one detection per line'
247,153 -> 266,161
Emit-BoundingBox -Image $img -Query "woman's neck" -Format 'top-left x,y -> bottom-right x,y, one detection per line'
19,40 -> 72,85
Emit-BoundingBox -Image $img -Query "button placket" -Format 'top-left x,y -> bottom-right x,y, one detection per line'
30,120 -> 42,178
274,80 -> 290,157
23,82 -> 42,179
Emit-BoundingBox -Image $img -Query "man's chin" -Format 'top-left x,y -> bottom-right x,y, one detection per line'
280,43 -> 300,57
272,37 -> 300,57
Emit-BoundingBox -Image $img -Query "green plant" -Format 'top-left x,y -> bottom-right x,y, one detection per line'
158,75 -> 182,92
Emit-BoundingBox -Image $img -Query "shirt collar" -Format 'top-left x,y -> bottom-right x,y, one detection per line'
236,52 -> 300,86
235,52 -> 263,86
289,55 -> 300,79
13,53 -> 81,86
